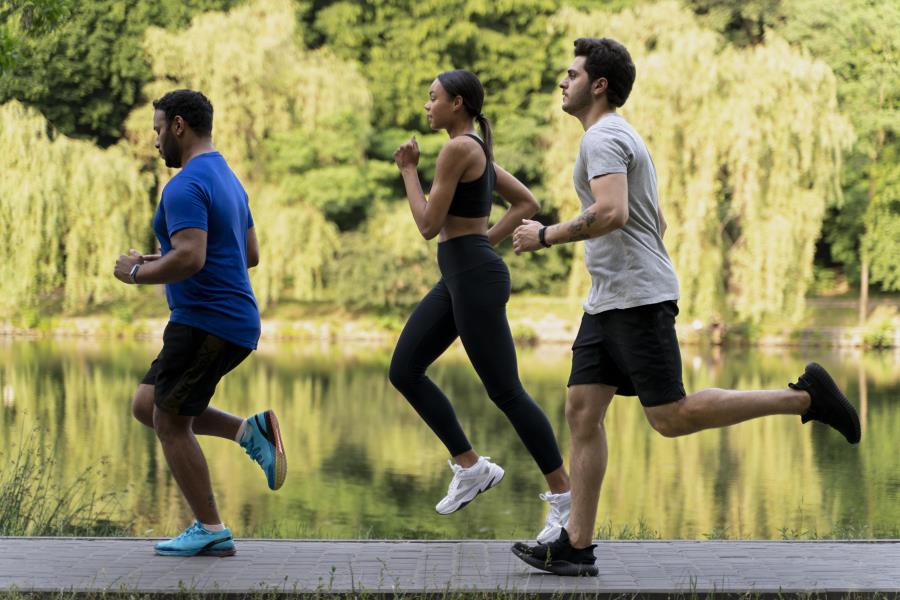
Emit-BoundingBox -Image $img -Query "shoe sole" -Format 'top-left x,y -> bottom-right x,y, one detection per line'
807,362 -> 861,444
199,546 -> 236,557
264,409 -> 287,490
155,539 -> 236,557
511,544 -> 598,576
435,467 -> 505,515
155,548 -> 237,557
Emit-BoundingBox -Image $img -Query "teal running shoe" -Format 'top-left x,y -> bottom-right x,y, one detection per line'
154,522 -> 236,557
240,409 -> 287,490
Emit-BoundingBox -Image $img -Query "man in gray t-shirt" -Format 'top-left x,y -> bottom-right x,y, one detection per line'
575,112 -> 679,313
510,37 -> 860,578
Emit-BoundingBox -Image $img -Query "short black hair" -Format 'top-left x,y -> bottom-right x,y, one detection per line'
152,89 -> 214,136
573,38 -> 636,107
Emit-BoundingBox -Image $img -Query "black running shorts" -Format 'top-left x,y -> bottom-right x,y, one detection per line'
141,322 -> 252,416
567,301 -> 686,407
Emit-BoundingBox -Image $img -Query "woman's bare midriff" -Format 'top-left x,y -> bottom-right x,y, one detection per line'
439,214 -> 490,242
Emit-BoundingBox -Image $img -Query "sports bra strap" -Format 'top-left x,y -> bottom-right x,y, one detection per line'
464,133 -> 486,150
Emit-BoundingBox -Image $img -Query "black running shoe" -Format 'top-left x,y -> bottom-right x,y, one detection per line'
511,528 -> 598,576
790,362 -> 861,444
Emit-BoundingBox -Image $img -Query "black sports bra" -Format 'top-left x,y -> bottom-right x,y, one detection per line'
446,134 -> 495,218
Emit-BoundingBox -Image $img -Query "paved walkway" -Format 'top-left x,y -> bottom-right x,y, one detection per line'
1,538 -> 898,597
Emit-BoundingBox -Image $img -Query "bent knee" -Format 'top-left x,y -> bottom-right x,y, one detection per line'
131,385 -> 155,427
388,359 -> 412,391
648,418 -> 682,438
645,400 -> 690,438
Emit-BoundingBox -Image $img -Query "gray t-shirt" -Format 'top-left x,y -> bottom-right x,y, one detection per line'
573,112 -> 679,314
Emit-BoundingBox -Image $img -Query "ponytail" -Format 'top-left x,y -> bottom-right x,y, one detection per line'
475,113 -> 493,162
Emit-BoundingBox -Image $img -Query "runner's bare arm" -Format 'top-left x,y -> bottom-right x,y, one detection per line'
545,173 -> 628,244
658,204 -> 667,239
114,228 -> 207,284
487,163 -> 539,246
395,136 -> 471,240
512,173 -> 627,253
247,227 -> 259,269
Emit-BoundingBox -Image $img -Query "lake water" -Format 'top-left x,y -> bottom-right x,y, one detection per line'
1,337 -> 897,540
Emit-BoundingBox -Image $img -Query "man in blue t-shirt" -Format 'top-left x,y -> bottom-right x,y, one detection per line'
114,89 -> 286,557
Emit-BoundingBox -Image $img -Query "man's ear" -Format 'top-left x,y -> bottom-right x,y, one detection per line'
592,77 -> 608,98
171,115 -> 186,136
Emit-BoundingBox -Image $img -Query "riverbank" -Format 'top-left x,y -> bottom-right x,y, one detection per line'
2,296 -> 898,348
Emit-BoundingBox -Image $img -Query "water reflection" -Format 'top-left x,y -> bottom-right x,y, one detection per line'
1,338 -> 897,539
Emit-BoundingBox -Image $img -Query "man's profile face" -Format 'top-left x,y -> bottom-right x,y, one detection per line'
559,56 -> 594,116
153,109 -> 182,169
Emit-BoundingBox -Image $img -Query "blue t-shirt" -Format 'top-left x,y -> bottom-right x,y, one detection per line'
152,151 -> 260,349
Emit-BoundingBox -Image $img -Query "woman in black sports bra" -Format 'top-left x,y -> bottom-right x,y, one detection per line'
391,70 -> 571,542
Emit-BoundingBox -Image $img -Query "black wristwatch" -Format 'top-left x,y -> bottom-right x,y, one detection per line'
538,226 -> 552,248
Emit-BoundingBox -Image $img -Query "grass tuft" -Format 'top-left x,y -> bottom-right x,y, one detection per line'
0,428 -> 128,536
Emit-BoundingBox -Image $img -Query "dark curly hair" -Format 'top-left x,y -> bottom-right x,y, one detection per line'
573,38 -> 636,108
152,89 -> 214,137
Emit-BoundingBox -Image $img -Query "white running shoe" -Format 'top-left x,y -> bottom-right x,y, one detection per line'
435,456 -> 505,515
536,490 -> 571,543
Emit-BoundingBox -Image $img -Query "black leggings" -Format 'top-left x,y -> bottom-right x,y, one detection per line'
388,234 -> 563,475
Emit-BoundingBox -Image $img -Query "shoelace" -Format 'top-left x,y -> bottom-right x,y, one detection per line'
445,460 -> 464,495
242,437 -> 265,465
445,457 -> 493,496
175,522 -> 203,540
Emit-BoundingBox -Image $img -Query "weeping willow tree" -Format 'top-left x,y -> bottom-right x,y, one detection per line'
0,101 -> 152,320
546,2 -> 850,328
327,203 -> 439,310
122,0 -> 372,309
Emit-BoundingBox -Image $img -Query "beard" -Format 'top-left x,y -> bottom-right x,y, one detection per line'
562,86 -> 592,116
161,135 -> 182,168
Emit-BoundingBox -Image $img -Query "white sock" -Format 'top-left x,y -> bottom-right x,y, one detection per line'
202,522 -> 226,532
234,419 -> 247,443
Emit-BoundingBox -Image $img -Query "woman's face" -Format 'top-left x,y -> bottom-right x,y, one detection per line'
424,79 -> 456,130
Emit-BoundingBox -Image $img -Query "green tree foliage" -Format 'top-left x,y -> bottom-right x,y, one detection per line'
0,0 -> 73,74
864,144 -> 900,291
327,203 -> 439,310
0,101 -> 152,319
306,0 -> 562,186
0,0 -> 241,145
2,0 -> 892,328
778,0 -> 900,296
123,0 -> 374,308
305,0 -> 593,292
687,0 -> 787,46
547,2 -> 849,326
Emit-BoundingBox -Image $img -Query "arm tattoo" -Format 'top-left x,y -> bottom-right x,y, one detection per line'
564,210 -> 598,242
